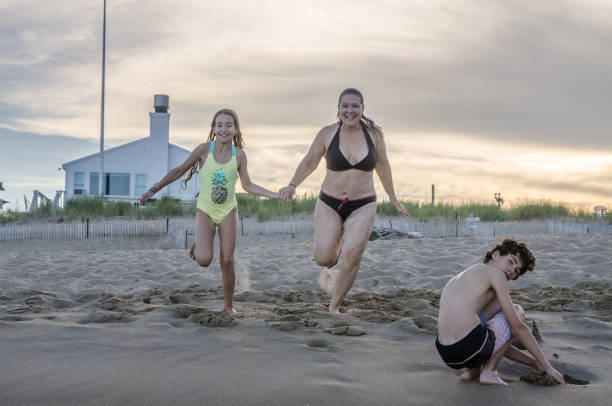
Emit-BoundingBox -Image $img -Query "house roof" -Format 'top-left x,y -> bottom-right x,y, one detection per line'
62,137 -> 190,168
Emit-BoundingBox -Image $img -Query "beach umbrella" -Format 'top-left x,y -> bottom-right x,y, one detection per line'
0,199 -> 8,209
0,181 -> 5,191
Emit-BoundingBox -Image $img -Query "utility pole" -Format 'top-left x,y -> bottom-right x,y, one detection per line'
99,0 -> 106,197
431,184 -> 435,205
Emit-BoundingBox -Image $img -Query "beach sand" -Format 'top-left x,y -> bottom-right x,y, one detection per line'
1,232 -> 611,405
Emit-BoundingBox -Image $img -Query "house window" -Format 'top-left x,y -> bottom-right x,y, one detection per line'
74,172 -> 85,195
90,172 -> 100,195
105,173 -> 130,196
135,174 -> 147,197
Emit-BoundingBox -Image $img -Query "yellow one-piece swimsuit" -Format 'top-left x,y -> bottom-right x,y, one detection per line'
196,141 -> 238,225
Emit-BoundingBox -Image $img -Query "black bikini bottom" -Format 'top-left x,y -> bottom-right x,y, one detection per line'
435,324 -> 496,370
318,191 -> 377,222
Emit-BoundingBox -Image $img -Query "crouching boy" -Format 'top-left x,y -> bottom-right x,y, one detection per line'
435,238 -> 564,385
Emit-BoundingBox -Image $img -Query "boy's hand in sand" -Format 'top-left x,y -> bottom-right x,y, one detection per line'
547,366 -> 565,384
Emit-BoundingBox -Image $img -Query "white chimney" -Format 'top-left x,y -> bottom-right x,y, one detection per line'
149,94 -> 170,193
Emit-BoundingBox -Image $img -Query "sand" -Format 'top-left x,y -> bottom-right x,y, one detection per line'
1,231 -> 611,405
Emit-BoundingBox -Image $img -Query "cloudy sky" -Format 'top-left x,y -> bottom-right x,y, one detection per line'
1,0 -> 611,211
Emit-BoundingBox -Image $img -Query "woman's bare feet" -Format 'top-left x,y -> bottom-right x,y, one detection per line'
479,370 -> 507,385
461,368 -> 480,381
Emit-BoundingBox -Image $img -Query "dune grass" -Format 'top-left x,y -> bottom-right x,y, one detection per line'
237,193 -> 318,221
0,195 -> 609,224
377,199 -> 600,222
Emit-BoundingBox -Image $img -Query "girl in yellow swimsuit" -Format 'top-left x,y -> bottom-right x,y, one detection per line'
141,109 -> 279,314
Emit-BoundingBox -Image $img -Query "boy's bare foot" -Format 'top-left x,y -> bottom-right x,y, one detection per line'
479,370 -> 507,385
461,368 -> 480,381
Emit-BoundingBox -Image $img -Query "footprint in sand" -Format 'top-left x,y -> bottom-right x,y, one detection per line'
325,325 -> 367,336
191,311 -> 235,328
305,338 -> 337,352
306,338 -> 332,348
77,311 -> 134,324
268,315 -> 319,331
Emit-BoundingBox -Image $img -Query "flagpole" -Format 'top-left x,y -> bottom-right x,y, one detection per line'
99,0 -> 106,197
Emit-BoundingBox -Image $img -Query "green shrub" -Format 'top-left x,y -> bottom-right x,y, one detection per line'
237,193 -> 317,222
155,196 -> 184,216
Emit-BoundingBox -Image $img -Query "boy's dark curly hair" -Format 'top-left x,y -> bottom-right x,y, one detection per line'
483,238 -> 535,279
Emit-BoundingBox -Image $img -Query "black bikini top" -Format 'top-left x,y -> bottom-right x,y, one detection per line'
325,123 -> 377,172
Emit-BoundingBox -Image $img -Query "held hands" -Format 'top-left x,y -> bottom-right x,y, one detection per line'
279,184 -> 296,202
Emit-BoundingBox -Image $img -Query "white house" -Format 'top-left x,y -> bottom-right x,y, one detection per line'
62,95 -> 198,203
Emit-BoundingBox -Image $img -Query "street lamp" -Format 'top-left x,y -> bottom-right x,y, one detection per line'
494,193 -> 504,207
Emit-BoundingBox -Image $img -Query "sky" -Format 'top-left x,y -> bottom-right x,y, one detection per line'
1,0 -> 611,211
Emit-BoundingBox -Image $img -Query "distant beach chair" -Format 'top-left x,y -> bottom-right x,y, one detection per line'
369,225 -> 423,241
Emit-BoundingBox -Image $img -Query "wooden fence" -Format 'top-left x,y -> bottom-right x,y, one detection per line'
0,219 -> 169,241
382,218 -> 496,238
546,221 -> 612,235
2,218 -> 611,245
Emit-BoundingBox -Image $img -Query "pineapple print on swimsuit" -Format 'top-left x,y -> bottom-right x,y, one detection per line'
197,141 -> 238,225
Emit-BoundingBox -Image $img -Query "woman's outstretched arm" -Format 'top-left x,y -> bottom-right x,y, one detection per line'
279,127 -> 328,201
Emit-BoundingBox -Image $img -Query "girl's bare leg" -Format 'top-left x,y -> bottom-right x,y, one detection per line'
217,208 -> 238,314
194,209 -> 216,267
329,202 -> 376,314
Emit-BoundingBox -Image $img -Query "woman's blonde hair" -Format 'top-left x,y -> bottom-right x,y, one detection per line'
337,88 -> 383,139
183,108 -> 245,187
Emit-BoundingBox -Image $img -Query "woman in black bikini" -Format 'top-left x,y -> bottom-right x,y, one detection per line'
279,88 -> 408,313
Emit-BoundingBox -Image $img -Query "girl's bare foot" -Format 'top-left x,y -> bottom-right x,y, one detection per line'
224,307 -> 237,316
479,370 -> 507,385
461,368 -> 480,381
328,303 -> 340,315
